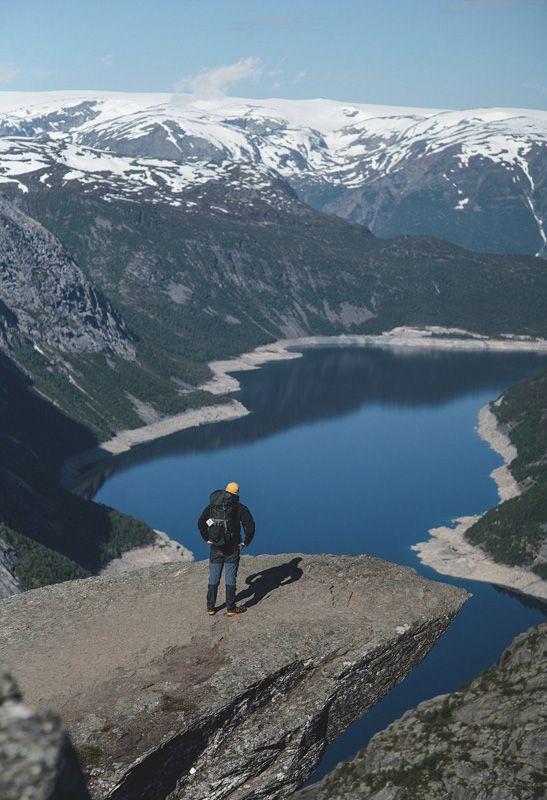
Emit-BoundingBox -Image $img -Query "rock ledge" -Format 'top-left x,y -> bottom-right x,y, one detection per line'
0,554 -> 468,799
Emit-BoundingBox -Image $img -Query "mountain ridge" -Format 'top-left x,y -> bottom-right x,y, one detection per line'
1,91 -> 546,255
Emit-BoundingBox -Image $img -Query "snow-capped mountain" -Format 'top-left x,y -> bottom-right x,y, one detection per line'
1,91 -> 546,255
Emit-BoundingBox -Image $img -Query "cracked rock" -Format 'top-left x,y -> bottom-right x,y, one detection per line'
0,554 -> 468,799
296,622 -> 547,800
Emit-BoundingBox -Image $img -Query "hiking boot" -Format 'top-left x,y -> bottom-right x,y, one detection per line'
207,608 -> 216,616
226,605 -> 247,617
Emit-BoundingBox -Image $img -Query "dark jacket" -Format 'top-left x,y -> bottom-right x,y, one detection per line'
198,501 -> 255,553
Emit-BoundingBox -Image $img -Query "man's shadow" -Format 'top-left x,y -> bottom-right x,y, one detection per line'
236,557 -> 303,609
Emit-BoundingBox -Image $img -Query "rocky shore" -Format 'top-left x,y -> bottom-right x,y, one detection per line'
100,530 -> 194,575
412,404 -> 547,602
201,327 -> 547,395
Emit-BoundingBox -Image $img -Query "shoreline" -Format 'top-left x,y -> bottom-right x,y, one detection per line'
62,326 -> 547,578
62,399 -> 249,488
66,326 -> 547,489
100,529 -> 194,575
412,404 -> 547,602
66,326 -> 547,487
201,327 -> 547,394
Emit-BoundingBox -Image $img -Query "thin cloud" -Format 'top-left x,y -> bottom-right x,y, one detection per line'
524,80 -> 547,95
101,54 -> 114,67
174,56 -> 262,98
231,16 -> 296,30
294,71 -> 306,83
248,16 -> 295,27
0,62 -> 19,84
31,66 -> 59,79
449,0 -> 540,9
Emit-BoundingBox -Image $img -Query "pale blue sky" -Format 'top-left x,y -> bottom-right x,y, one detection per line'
1,0 -> 546,109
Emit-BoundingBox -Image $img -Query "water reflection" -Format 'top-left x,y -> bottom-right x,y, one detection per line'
493,583 -> 547,612
85,347 -> 546,498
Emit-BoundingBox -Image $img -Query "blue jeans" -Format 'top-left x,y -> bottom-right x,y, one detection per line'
207,548 -> 240,610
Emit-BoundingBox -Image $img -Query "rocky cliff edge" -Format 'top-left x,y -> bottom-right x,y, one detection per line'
296,622 -> 547,800
0,554 -> 468,799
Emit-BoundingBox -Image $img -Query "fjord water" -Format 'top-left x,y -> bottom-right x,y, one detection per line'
94,347 -> 547,780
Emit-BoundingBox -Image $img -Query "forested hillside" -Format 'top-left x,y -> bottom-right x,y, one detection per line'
0,351 -> 154,589
466,369 -> 547,577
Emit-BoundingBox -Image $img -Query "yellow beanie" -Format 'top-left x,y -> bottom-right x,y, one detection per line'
225,481 -> 240,495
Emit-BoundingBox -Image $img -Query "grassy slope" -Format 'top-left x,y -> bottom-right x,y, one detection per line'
0,523 -> 89,589
11,343 -> 216,442
466,369 -> 547,576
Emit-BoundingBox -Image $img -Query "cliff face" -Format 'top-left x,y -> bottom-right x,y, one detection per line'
0,554 -> 468,799
0,193 -> 213,443
296,622 -> 547,800
0,538 -> 21,598
0,197 -> 133,357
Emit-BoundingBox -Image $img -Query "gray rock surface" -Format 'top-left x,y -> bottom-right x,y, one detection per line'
296,622 -> 547,800
0,537 -> 21,598
0,554 -> 468,799
81,120 -> 230,163
0,670 -> 91,799
0,197 -> 134,356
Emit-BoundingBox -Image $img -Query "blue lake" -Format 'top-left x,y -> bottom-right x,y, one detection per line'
94,346 -> 547,781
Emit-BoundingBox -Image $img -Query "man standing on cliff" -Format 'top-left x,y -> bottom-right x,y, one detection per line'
198,482 -> 255,617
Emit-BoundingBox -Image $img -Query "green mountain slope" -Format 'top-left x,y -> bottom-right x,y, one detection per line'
466,369 -> 547,576
0,194 -> 215,439
1,174 -> 545,442
26,183 -> 547,363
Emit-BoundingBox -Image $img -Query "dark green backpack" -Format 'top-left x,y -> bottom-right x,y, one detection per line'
207,489 -> 239,547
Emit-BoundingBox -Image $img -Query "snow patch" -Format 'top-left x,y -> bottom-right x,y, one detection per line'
1,92 -> 546,226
